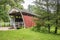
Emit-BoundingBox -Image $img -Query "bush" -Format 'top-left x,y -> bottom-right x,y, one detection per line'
0,22 -> 10,27
32,19 -> 49,32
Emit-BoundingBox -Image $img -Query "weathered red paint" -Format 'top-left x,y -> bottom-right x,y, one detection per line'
23,15 -> 35,28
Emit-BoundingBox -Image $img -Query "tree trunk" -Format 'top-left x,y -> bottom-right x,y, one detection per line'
55,19 -> 58,34
55,27 -> 58,34
48,24 -> 50,33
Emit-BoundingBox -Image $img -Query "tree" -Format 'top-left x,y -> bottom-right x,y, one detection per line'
32,0 -> 52,32
29,0 -> 60,33
0,0 -> 24,22
54,0 -> 60,33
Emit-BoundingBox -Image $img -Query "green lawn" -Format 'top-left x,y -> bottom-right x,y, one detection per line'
0,28 -> 60,40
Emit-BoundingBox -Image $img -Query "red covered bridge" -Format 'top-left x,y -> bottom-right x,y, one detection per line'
9,8 -> 39,29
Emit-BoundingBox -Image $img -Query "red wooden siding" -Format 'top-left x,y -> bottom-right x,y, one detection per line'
23,15 -> 35,28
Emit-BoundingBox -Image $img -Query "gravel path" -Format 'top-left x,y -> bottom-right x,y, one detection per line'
0,27 -> 15,31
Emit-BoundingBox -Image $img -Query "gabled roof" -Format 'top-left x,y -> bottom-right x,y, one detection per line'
9,7 -> 40,17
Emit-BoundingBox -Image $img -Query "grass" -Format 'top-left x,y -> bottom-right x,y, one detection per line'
0,28 -> 60,40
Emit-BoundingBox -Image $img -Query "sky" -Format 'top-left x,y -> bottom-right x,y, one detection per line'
22,0 -> 35,9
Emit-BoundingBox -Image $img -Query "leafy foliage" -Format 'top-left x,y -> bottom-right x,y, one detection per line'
28,0 -> 60,33
0,0 -> 24,22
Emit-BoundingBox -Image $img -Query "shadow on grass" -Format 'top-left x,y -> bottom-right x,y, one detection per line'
31,28 -> 60,36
